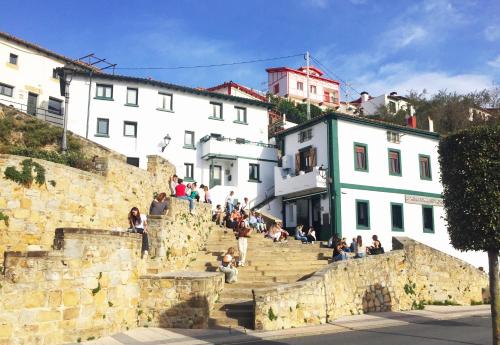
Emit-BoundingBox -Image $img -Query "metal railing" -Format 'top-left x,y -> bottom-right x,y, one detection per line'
200,134 -> 278,148
0,98 -> 64,127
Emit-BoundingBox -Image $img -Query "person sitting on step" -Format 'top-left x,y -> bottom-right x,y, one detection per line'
354,235 -> 367,258
332,239 -> 348,262
256,213 -> 267,233
294,225 -> 308,243
149,192 -> 168,216
306,227 -> 316,244
368,234 -> 384,255
219,247 -> 238,283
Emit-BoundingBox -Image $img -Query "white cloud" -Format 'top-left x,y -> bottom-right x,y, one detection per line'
484,25 -> 500,42
488,55 -> 500,69
356,70 -> 493,97
383,25 -> 427,50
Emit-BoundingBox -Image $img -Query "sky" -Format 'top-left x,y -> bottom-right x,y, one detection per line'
1,0 -> 499,100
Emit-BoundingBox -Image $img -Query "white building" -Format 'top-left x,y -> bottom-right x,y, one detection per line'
266,66 -> 340,110
63,68 -> 277,208
207,81 -> 267,102
274,112 -> 487,268
0,31 -> 92,126
350,91 -> 414,116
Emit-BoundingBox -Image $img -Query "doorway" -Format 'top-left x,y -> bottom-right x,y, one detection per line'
27,92 -> 38,115
296,198 -> 309,229
210,165 -> 222,188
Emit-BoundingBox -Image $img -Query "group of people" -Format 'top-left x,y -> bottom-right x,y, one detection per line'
331,234 -> 384,262
294,225 -> 317,244
169,174 -> 212,214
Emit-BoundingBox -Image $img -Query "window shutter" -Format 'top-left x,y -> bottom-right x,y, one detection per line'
310,147 -> 317,168
295,153 -> 300,175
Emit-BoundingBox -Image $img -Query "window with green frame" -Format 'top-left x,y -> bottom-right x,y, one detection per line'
388,149 -> 401,176
422,205 -> 434,233
391,203 -> 404,231
356,199 -> 370,229
95,84 -> 113,100
354,143 -> 368,172
419,154 -> 432,180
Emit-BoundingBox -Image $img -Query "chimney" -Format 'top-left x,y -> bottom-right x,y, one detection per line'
407,115 -> 417,128
389,91 -> 398,96
428,117 -> 434,132
360,91 -> 369,102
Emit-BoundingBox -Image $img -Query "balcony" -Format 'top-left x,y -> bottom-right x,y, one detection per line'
274,166 -> 326,198
200,135 -> 278,161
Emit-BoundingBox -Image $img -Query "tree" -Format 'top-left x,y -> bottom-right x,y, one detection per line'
438,124 -> 500,344
268,94 -> 324,124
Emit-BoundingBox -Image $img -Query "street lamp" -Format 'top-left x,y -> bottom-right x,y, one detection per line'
160,134 -> 171,152
58,66 -> 74,154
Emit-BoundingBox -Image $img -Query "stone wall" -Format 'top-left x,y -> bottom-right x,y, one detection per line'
0,153 -> 175,257
0,228 -> 144,345
0,225 -> 222,345
253,237 -> 488,331
147,198 -> 213,272
139,272 -> 224,329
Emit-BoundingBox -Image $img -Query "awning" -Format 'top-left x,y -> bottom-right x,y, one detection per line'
283,190 -> 327,202
202,154 -> 237,161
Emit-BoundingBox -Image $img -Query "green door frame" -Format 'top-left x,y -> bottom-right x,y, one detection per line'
327,117 -> 342,239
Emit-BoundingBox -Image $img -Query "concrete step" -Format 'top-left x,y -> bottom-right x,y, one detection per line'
208,316 -> 253,329
219,288 -> 254,299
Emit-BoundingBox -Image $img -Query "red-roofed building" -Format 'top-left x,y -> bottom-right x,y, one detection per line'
207,81 -> 267,102
266,66 -> 340,110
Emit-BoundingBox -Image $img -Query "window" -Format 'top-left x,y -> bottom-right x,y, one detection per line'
0,83 -> 13,97
157,92 -> 173,111
356,200 -> 370,229
419,154 -> 432,180
332,90 -> 339,103
273,84 -> 279,94
298,128 -> 313,143
123,121 -> 137,137
96,118 -> 109,136
52,69 -> 59,79
388,101 -> 396,113
422,205 -> 434,233
354,143 -> 368,172
235,106 -> 247,124
184,131 -> 195,148
323,91 -> 331,103
249,163 -> 260,182
48,97 -> 63,115
295,146 -> 317,174
9,53 -> 18,65
297,81 -> 304,91
184,163 -> 194,180
386,131 -> 400,143
126,157 -> 139,167
310,85 -> 317,94
96,84 -> 113,99
388,149 -> 401,176
210,102 -> 223,119
391,203 -> 404,231
126,87 -> 138,105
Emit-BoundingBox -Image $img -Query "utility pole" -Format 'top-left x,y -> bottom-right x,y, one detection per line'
306,51 -> 311,120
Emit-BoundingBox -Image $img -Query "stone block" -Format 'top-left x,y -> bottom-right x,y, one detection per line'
24,291 -> 46,308
36,310 -> 61,322
62,290 -> 80,307
0,323 -> 12,339
63,308 -> 80,320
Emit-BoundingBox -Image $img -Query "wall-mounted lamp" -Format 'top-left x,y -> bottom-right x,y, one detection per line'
318,164 -> 327,179
160,134 -> 171,152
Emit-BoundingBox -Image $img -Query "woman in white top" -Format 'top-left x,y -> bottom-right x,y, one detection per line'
128,207 -> 149,258
306,227 -> 316,244
355,235 -> 366,258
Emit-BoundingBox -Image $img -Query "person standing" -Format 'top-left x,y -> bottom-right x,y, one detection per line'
240,197 -> 250,215
128,207 -> 149,258
169,175 -> 178,196
203,185 -> 212,204
237,215 -> 253,267
225,191 -> 235,214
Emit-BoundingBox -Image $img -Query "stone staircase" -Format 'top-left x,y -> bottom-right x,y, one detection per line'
186,228 -> 333,329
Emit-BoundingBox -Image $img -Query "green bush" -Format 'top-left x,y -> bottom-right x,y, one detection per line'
7,147 -> 93,172
438,124 -> 500,251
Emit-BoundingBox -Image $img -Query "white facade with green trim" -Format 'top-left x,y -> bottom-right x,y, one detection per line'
276,113 -> 487,269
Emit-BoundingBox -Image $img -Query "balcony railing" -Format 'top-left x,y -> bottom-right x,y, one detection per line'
201,135 -> 278,161
200,134 -> 277,148
0,98 -> 64,127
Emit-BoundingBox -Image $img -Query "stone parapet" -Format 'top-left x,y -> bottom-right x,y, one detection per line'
253,237 -> 488,331
139,272 -> 224,328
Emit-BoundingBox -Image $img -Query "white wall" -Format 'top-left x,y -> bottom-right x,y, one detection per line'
0,37 -> 65,118
67,74 -> 275,208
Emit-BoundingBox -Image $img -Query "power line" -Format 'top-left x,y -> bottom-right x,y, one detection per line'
310,55 -> 363,100
114,53 -> 305,70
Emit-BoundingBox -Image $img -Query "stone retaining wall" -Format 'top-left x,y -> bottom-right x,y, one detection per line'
139,272 -> 224,328
253,237 -> 488,331
0,154 -> 174,257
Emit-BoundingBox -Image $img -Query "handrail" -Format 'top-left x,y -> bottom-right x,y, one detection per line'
0,98 -> 64,126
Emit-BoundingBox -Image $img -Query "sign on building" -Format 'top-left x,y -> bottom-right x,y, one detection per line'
405,195 -> 443,207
